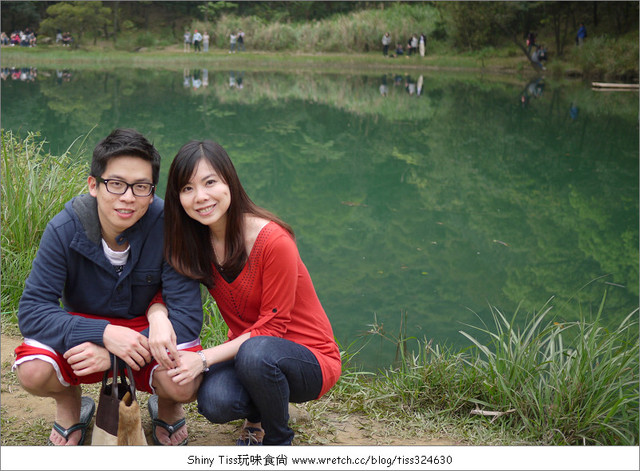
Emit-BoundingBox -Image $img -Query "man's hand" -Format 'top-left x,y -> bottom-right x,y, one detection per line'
102,324 -> 151,370
147,305 -> 179,370
63,342 -> 111,376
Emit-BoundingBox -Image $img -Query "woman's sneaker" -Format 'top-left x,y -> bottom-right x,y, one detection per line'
236,426 -> 264,445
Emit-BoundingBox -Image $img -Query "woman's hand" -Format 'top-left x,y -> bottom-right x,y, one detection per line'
166,350 -> 203,385
147,303 -> 179,370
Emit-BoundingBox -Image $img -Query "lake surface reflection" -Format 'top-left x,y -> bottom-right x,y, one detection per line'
2,66 -> 638,369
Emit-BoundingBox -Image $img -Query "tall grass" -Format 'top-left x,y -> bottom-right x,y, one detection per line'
354,296 -> 639,445
199,292 -> 228,348
214,3 -> 441,53
567,31 -> 640,81
1,130 -> 91,319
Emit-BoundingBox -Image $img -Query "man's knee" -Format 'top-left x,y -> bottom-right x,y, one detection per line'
15,360 -> 58,393
153,370 -> 200,403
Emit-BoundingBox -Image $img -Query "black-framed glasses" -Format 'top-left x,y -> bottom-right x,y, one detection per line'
95,177 -> 155,197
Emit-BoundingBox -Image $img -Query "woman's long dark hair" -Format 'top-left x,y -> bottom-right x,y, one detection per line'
164,140 -> 293,288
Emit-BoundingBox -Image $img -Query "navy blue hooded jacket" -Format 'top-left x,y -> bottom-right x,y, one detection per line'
18,193 -> 203,353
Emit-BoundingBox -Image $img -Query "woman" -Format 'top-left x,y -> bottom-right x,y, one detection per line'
202,31 -> 210,52
159,140 -> 341,445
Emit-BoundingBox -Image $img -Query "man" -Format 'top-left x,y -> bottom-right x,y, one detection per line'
237,29 -> 245,52
229,31 -> 237,53
381,32 -> 391,57
576,23 -> 587,46
13,128 -> 204,446
193,29 -> 202,53
183,30 -> 191,52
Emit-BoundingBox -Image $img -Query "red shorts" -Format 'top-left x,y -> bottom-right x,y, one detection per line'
13,312 -> 201,394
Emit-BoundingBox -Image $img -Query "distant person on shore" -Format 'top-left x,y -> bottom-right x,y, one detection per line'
20,30 -> 29,47
1,32 -> 9,46
55,29 -> 62,44
419,33 -> 426,57
576,23 -> 587,46
193,30 -> 202,53
237,29 -> 246,52
526,31 -> 537,54
203,32 -> 210,52
27,28 -> 37,47
539,46 -> 548,63
531,45 -> 548,70
391,43 -> 404,58
381,32 -> 391,57
184,30 -> 191,52
229,31 -> 237,53
410,34 -> 418,56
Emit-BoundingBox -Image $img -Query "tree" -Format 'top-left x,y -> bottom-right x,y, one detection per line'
39,1 -> 111,48
540,2 -> 576,58
0,1 -> 44,33
198,1 -> 237,23
478,2 -> 547,70
440,2 -> 552,70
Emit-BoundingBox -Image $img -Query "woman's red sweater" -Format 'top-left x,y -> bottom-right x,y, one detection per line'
209,222 -> 341,398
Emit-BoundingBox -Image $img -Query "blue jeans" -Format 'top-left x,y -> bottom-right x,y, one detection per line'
197,336 -> 323,445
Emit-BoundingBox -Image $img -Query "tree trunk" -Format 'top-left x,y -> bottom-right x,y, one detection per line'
493,21 -> 540,71
113,1 -> 119,44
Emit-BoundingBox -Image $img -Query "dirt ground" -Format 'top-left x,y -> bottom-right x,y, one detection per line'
1,334 -> 458,447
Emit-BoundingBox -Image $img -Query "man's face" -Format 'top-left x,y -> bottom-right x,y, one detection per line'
88,155 -> 154,242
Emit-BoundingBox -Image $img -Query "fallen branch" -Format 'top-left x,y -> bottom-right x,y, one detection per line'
470,408 -> 517,423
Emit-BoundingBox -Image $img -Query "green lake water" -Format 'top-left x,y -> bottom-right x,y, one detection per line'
2,66 -> 638,369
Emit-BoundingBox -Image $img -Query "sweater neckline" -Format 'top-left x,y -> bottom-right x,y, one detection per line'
215,221 -> 275,285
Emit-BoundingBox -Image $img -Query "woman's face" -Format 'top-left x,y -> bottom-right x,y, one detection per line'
179,158 -> 231,231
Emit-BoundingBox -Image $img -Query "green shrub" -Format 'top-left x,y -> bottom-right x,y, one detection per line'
134,31 -> 157,48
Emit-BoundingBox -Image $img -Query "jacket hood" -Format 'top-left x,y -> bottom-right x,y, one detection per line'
68,193 -> 163,246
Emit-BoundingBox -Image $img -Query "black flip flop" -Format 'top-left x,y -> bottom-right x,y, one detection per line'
47,396 -> 95,446
147,394 -> 188,446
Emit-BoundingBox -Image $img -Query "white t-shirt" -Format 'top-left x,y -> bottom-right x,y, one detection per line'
102,239 -> 130,275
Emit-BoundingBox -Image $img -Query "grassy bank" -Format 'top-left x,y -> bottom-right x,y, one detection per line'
2,132 -> 638,446
352,301 -> 639,445
0,43 -> 534,76
3,34 -> 637,81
